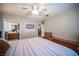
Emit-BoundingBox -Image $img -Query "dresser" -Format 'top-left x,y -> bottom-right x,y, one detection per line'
5,32 -> 19,40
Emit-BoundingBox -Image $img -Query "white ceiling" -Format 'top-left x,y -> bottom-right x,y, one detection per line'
0,3 -> 77,21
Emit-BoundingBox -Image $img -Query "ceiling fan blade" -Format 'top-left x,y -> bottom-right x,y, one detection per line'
22,6 -> 32,10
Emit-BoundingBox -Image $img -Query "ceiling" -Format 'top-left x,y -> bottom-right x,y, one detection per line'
0,3 -> 77,21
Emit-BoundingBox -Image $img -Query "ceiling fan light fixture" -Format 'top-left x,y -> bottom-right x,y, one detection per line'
32,4 -> 39,15
32,9 -> 39,14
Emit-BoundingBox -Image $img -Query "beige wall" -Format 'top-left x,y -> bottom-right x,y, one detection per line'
44,8 -> 79,42
0,14 -> 3,31
20,20 -> 39,39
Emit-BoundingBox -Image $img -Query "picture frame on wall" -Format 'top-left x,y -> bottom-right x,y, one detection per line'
25,24 -> 34,29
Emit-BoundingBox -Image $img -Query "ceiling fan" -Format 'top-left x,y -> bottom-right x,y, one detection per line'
22,4 -> 47,15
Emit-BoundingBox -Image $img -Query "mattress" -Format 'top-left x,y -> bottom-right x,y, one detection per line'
5,37 -> 78,56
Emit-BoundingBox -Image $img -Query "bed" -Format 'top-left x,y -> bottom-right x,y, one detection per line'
5,37 -> 78,56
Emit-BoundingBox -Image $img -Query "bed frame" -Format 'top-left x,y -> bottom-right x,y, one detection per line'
44,32 -> 79,55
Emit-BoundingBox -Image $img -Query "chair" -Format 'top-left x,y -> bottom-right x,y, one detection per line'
0,40 -> 10,56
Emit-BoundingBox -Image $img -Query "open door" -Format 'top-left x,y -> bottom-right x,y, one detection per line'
4,21 -> 20,40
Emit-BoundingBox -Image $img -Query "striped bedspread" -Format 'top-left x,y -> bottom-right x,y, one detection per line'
5,37 -> 78,56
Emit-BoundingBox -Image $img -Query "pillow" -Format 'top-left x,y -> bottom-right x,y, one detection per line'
0,40 -> 10,56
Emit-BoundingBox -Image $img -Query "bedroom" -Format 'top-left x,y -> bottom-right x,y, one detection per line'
0,3 -> 79,56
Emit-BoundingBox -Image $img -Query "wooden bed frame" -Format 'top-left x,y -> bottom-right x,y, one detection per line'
44,32 -> 79,55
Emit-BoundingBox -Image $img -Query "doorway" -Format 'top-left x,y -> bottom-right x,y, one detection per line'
3,21 -> 20,40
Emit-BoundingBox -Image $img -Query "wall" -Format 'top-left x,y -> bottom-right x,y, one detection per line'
3,14 -> 39,39
40,21 -> 45,37
44,8 -> 79,42
0,14 -> 3,31
20,20 -> 39,39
